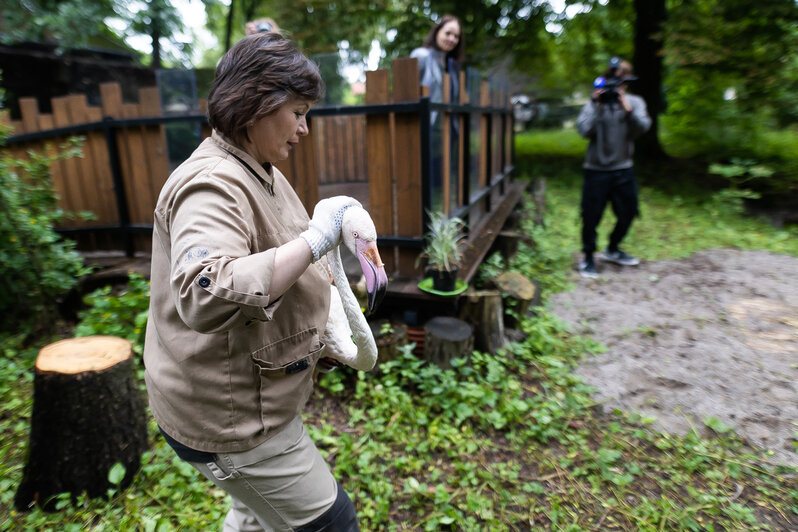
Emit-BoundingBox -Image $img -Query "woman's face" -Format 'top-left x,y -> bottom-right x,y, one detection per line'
244,98 -> 311,163
435,20 -> 461,53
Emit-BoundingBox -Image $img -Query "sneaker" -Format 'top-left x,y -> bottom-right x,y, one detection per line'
578,258 -> 599,279
601,248 -> 640,266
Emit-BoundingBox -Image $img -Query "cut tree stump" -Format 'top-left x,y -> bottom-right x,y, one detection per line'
423,317 -> 474,368
459,289 -> 505,354
496,272 -> 541,329
15,336 -> 148,511
370,319 -> 409,366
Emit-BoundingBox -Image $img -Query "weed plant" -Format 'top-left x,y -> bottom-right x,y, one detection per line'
0,125 -> 92,336
1,131 -> 797,530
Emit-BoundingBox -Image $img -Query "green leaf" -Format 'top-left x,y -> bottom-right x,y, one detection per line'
108,462 -> 127,485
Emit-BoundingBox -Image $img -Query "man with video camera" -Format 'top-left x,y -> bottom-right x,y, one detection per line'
575,57 -> 651,278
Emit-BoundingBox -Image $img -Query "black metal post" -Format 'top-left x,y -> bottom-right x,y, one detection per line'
102,117 -> 134,258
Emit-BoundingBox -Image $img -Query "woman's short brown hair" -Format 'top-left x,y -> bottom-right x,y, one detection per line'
207,32 -> 325,146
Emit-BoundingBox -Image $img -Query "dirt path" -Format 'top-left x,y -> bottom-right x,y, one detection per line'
548,249 -> 798,466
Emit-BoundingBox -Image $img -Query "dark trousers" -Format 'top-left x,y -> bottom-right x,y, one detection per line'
580,167 -> 639,255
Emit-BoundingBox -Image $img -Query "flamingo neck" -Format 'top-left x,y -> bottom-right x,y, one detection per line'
328,246 -> 377,365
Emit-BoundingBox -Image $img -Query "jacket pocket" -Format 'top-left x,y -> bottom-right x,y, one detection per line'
251,328 -> 324,434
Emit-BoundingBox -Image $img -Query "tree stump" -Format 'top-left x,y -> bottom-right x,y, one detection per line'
496,272 -> 541,329
459,290 -> 505,354
423,317 -> 474,368
369,319 -> 409,366
15,336 -> 148,511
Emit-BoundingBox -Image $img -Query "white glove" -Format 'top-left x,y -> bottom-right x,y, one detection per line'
300,196 -> 362,262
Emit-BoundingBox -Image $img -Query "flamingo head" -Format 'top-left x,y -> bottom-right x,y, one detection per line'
341,206 -> 388,314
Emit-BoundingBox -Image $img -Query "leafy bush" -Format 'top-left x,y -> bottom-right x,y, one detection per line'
0,122 -> 92,335
74,274 -> 150,355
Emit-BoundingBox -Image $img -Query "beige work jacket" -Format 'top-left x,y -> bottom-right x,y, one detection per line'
143,131 -> 330,453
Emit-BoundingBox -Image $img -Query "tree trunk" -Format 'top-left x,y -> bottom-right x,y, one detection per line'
225,0 -> 235,51
370,320 -> 409,365
633,0 -> 668,160
423,317 -> 473,368
151,30 -> 162,70
459,290 -> 505,355
15,336 -> 148,511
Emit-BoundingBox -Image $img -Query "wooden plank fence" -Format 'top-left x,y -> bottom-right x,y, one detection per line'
3,58 -> 515,282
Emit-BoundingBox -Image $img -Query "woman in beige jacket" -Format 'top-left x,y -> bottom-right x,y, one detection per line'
144,32 -> 362,531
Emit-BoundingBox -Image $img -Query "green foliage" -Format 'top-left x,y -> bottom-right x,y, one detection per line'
416,211 -> 467,272
74,274 -> 151,355
0,0 -> 126,50
2,133 -> 797,529
515,128 -> 798,260
0,126 -> 92,335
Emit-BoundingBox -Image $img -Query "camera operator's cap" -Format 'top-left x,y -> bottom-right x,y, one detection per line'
609,56 -> 623,69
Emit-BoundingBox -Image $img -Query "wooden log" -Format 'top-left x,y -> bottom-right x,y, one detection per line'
495,230 -> 522,262
496,272 -> 540,329
494,228 -> 538,263
15,336 -> 148,511
458,289 -> 505,355
423,317 -> 473,368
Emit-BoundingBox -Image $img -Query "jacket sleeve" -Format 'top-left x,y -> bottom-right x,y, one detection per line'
167,176 -> 282,334
576,100 -> 598,138
627,96 -> 652,138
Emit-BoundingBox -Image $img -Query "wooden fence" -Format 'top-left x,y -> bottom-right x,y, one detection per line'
3,57 -> 516,280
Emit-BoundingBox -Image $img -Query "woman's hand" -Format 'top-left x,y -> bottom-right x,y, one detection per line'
300,196 -> 363,262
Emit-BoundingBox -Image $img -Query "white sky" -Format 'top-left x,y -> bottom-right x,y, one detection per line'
113,0 -> 218,65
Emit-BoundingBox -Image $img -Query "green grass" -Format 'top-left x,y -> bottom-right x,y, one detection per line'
1,132 -> 797,530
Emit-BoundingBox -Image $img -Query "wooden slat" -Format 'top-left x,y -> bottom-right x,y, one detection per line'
66,94 -> 102,241
479,80 -> 490,190
122,104 -> 151,226
80,103 -> 115,228
392,57 -> 423,276
19,98 -> 39,134
51,96 -> 83,218
354,115 -> 366,181
138,87 -> 170,214
458,70 -> 467,207
314,118 -> 328,183
286,115 -> 319,213
365,68 -> 395,274
199,99 -> 212,139
99,82 -> 136,251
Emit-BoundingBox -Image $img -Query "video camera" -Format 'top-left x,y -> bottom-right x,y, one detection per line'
593,56 -> 637,104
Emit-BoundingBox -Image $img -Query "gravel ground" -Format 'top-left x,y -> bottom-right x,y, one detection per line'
549,249 -> 798,466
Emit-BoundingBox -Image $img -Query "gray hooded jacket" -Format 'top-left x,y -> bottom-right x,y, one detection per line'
576,94 -> 651,171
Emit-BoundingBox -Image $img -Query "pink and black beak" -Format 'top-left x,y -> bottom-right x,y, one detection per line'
356,239 -> 388,315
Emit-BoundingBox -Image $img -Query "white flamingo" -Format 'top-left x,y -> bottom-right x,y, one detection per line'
319,205 -> 388,372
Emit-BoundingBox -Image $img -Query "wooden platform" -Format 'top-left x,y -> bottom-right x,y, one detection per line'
384,180 -> 527,303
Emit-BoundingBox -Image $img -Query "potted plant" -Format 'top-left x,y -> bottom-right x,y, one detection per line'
416,211 -> 467,292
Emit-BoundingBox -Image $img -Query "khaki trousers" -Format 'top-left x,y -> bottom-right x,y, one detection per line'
190,416 -> 337,532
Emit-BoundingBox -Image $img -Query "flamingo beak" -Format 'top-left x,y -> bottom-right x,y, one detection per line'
356,239 -> 388,315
